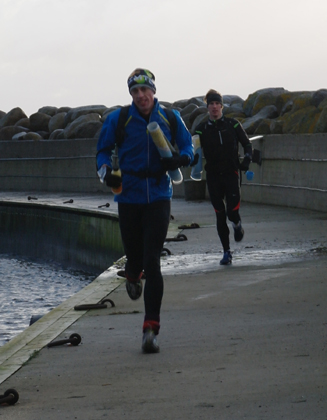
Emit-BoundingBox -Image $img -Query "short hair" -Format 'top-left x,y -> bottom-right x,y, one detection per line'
204,89 -> 223,106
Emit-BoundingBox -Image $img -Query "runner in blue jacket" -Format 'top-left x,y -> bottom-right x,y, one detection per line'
96,68 -> 193,353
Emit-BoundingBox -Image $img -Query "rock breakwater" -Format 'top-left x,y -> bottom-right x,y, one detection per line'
1,87 -> 327,141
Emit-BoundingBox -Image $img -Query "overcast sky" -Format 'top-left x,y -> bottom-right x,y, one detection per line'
1,0 -> 326,116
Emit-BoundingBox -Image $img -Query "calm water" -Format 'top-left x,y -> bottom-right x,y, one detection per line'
0,254 -> 94,347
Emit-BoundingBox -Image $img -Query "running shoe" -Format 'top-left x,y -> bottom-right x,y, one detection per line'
142,329 -> 160,353
125,279 -> 143,300
220,250 -> 232,265
233,222 -> 244,242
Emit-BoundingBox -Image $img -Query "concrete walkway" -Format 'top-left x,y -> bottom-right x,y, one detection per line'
0,193 -> 326,419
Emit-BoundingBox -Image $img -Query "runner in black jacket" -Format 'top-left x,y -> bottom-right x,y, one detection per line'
195,89 -> 252,265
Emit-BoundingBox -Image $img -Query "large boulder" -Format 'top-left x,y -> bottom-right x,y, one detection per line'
281,106 -> 320,134
179,103 -> 199,128
280,100 -> 293,116
0,107 -> 27,129
29,112 -> 51,132
58,106 -> 71,113
172,99 -> 189,109
243,88 -> 288,117
311,89 -> 327,107
0,125 -> 29,140
223,95 -> 244,107
12,132 -> 28,141
63,113 -> 101,139
49,129 -> 65,140
270,120 -> 284,134
253,119 -> 272,135
314,106 -> 327,133
12,131 -> 44,141
38,106 -> 59,117
75,121 -> 103,139
179,103 -> 198,117
101,106 -> 122,122
159,101 -> 173,108
15,118 -> 31,129
23,132 -> 44,141
224,112 -> 246,120
48,112 -> 66,133
253,89 -> 294,116
191,113 -> 209,133
292,92 -> 314,113
241,105 -> 279,134
36,131 -> 49,140
224,103 -> 245,117
187,97 -> 205,107
318,98 -> 327,110
64,105 -> 108,127
188,106 -> 208,127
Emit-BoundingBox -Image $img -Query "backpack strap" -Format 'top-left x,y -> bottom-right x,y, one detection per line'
115,105 -> 132,147
96,106 -> 131,163
162,108 -> 177,147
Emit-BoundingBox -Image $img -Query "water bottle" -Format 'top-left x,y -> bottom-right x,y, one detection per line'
246,171 -> 254,181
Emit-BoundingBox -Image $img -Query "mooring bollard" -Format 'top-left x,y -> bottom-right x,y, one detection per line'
0,389 -> 19,405
165,233 -> 188,242
161,248 -> 171,256
47,333 -> 81,348
101,298 -> 115,307
74,298 -> 115,311
117,270 -> 146,280
177,223 -> 200,229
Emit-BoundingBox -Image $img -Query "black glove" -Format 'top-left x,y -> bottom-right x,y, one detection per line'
161,153 -> 190,171
104,171 -> 122,188
240,154 -> 252,171
190,153 -> 199,167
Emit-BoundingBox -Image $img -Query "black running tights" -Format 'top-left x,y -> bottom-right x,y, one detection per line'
118,200 -> 171,322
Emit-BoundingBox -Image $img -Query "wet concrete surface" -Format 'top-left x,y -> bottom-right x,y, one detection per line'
0,192 -> 326,419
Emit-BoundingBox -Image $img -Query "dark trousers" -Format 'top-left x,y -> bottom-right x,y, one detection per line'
206,171 -> 241,252
118,200 -> 171,323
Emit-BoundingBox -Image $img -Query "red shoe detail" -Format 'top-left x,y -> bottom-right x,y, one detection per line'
125,271 -> 143,283
143,320 -> 160,335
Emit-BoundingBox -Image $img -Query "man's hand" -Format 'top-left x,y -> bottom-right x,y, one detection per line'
161,153 -> 190,171
240,154 -> 252,171
190,153 -> 199,167
105,172 -> 122,188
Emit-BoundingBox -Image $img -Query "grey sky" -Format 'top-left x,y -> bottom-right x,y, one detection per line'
1,0 -> 326,116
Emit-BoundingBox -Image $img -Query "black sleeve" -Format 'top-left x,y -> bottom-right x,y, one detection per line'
233,119 -> 252,158
194,122 -> 205,147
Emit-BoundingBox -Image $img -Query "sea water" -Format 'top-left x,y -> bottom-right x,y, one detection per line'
0,254 -> 94,347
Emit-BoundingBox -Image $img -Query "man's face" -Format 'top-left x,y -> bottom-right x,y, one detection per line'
130,86 -> 155,116
208,101 -> 223,120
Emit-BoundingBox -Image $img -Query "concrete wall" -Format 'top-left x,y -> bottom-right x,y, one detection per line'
0,139 -> 106,193
241,134 -> 327,212
0,201 -> 124,273
1,134 -> 327,212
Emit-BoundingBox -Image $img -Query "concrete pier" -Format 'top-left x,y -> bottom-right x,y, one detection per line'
0,194 -> 326,419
